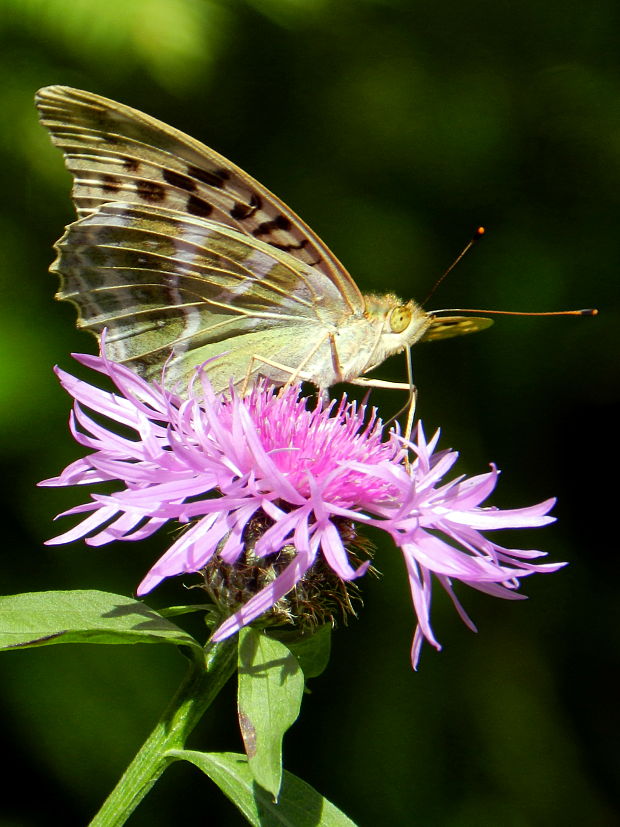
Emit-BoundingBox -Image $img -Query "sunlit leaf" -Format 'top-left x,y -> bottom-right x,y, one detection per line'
0,590 -> 202,653
169,750 -> 358,826
237,628 -> 304,800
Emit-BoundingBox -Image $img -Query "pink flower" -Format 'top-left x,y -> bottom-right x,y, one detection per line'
41,351 -> 563,668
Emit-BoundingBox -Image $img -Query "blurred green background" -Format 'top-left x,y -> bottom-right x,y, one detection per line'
0,0 -> 617,824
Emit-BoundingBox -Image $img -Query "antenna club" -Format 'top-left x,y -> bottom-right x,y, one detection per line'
475,226 -> 485,238
581,308 -> 598,316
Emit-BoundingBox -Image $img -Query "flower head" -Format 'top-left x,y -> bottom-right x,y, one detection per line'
41,351 -> 563,667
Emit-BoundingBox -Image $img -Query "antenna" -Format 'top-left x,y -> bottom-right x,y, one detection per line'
430,307 -> 598,318
421,226 -> 485,307
422,226 -> 598,319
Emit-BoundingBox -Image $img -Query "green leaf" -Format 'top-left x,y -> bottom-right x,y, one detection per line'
169,750 -> 358,827
270,623 -> 332,679
157,603 -> 213,618
237,628 -> 305,800
0,590 -> 202,653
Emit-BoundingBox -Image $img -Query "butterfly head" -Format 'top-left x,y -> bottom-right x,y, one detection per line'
365,294 -> 432,355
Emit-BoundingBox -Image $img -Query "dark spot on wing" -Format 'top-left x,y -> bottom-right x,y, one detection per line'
136,179 -> 166,202
230,201 -> 250,220
252,214 -> 292,236
269,239 -> 309,252
123,157 -> 141,173
163,168 -> 197,192
101,174 -> 121,193
187,165 -> 230,189
230,193 -> 262,220
186,195 -> 213,217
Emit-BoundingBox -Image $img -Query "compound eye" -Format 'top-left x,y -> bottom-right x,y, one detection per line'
388,305 -> 412,334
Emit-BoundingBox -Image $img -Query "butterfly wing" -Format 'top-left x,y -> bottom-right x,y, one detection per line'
52,201 -> 353,391
36,85 -> 365,316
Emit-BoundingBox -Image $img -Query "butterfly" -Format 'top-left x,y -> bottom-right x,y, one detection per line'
36,86 -> 491,398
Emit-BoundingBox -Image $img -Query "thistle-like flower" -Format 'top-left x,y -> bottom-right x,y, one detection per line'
41,351 -> 563,667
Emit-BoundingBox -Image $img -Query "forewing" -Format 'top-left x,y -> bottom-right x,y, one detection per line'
52,202 -> 350,391
36,85 -> 365,315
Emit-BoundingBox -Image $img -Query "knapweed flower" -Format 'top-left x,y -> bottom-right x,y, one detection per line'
41,351 -> 563,668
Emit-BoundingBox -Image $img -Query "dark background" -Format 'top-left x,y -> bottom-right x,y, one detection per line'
0,1 -> 617,824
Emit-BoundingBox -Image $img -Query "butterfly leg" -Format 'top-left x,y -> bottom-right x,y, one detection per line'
356,378 -> 418,435
349,377 -> 412,391
403,385 -> 418,442
284,331 -> 333,386
239,353 -> 314,395
240,331 -> 333,394
327,332 -> 345,385
392,346 -> 418,443
352,347 -> 418,442
403,345 -> 417,443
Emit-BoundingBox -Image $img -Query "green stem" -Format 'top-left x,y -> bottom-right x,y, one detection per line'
89,638 -> 238,827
